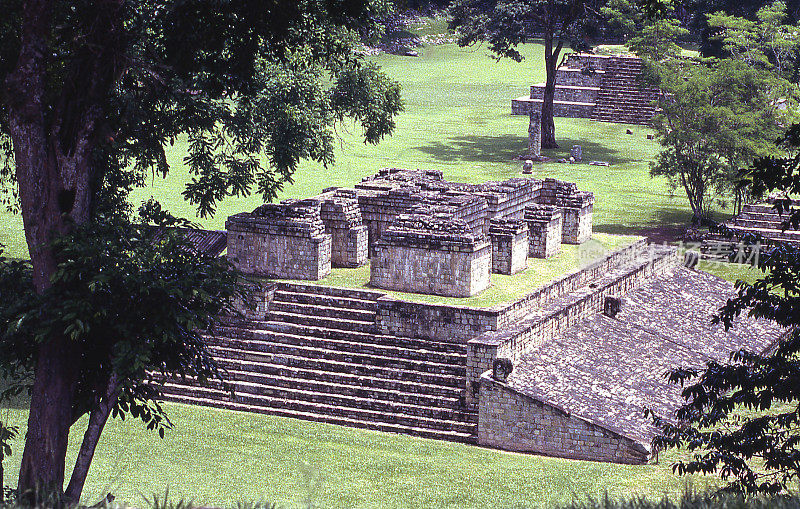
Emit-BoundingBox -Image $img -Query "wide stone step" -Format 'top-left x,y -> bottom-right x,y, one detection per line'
166,376 -> 471,421
159,394 -> 477,443
245,320 -> 468,354
208,343 -> 467,377
215,355 -> 465,389
270,300 -> 376,322
729,225 -> 800,241
267,310 -> 376,333
159,383 -> 477,434
215,363 -> 464,398
734,218 -> 794,230
207,330 -> 467,366
277,282 -> 384,301
272,289 -> 378,311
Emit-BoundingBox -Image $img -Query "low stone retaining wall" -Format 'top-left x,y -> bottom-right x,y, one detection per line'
531,84 -> 599,103
511,97 -> 595,117
479,374 -> 649,464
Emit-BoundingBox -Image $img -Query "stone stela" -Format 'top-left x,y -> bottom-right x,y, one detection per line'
225,168 -> 595,298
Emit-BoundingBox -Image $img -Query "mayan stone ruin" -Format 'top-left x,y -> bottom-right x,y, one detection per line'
226,168 -> 595,295
162,168 -> 786,466
512,53 -> 662,126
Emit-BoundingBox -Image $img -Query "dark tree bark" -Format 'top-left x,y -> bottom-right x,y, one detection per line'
541,32 -> 563,150
3,0 -> 126,497
64,372 -> 122,503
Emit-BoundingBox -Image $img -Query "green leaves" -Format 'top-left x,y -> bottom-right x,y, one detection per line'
653,125 -> 800,494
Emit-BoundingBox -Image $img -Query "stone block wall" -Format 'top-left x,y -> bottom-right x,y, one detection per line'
562,205 -> 594,245
479,374 -> 649,464
531,85 -> 600,103
511,98 -> 595,117
228,279 -> 277,320
370,215 -> 491,298
376,298 -> 498,342
226,200 -> 332,280
537,178 -> 594,244
525,205 -> 563,258
320,196 -> 368,268
489,218 -> 528,275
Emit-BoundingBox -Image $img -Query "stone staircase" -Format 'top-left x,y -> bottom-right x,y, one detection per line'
590,57 -> 660,125
700,202 -> 800,260
158,282 -> 478,443
727,202 -> 800,244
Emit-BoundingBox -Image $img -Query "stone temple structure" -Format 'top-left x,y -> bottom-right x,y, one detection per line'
160,168 -> 786,466
512,53 -> 662,126
226,168 -> 595,298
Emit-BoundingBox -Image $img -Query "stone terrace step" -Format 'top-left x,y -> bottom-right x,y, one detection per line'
272,289 -> 378,311
277,282 -> 384,301
160,383 -> 477,434
206,330 -> 467,366
267,310 -> 376,333
159,394 -> 477,443
245,320 -> 468,354
215,363 -> 464,398
729,225 -> 800,241
215,355 -> 465,389
208,343 -> 467,377
270,301 -> 376,322
164,377 -> 471,421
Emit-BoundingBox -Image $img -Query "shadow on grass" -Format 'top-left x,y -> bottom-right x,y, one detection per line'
595,206 -> 692,243
414,134 -> 630,165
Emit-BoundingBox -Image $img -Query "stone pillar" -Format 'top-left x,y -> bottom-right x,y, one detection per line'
528,110 -> 542,157
488,218 -> 528,275
525,205 -> 563,258
226,199 -> 332,280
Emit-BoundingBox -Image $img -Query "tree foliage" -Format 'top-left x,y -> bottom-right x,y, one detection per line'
634,1 -> 799,223
0,0 -> 402,501
652,124 -> 800,494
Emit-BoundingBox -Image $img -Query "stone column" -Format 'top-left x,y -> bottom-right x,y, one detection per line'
528,110 -> 542,157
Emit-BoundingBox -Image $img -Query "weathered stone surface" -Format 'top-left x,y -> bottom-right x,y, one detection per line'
320,196 -> 368,268
226,199 -> 331,280
525,205 -> 563,258
482,267 -> 784,460
489,218 -> 528,275
370,214 -> 491,297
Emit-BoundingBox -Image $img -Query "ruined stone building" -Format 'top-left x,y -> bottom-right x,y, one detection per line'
512,53 -> 662,126
160,168 -> 784,465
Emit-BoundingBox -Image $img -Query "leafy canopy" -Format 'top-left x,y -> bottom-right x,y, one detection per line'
652,124 -> 800,494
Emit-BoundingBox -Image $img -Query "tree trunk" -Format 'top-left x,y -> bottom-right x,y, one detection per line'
64,372 -> 121,503
3,0 -> 125,497
541,35 -> 560,149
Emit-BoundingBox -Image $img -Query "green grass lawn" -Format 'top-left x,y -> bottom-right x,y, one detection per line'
0,402 -> 712,509
287,232 -> 641,308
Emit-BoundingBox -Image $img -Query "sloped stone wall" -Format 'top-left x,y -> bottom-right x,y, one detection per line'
479,374 -> 649,464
